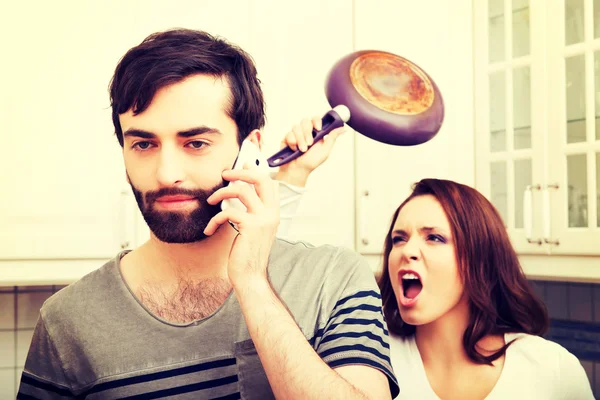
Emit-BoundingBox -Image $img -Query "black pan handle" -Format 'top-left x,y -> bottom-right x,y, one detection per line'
267,106 -> 350,167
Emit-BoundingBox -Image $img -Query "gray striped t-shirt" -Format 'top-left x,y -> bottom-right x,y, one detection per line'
19,239 -> 399,399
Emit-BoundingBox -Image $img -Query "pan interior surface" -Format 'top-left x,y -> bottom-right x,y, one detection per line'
349,52 -> 435,115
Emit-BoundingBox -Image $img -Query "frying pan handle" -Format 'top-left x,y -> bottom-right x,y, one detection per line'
267,107 -> 349,167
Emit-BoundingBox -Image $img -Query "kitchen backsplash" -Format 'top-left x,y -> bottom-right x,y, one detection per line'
530,280 -> 600,398
1,281 -> 599,398
0,285 -> 65,399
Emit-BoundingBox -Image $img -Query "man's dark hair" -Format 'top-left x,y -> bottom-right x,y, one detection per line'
109,28 -> 265,146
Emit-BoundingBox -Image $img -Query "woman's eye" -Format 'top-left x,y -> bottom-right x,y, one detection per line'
428,234 -> 446,243
132,141 -> 154,151
391,236 -> 405,244
187,141 -> 206,149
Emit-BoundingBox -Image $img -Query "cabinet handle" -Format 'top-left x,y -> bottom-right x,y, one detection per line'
542,184 -> 559,246
523,184 -> 542,245
120,190 -> 130,249
359,190 -> 369,246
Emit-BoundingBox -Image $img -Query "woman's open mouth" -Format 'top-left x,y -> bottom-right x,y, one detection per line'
399,271 -> 422,307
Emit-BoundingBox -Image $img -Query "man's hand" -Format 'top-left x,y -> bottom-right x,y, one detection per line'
275,116 -> 345,187
204,163 -> 279,286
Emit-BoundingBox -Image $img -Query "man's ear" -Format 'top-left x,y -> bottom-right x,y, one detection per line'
246,129 -> 263,150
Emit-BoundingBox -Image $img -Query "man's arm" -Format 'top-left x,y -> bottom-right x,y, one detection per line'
205,167 -> 395,399
18,316 -> 76,399
235,277 -> 392,400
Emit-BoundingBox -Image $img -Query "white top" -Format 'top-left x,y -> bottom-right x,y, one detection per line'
390,333 -> 594,399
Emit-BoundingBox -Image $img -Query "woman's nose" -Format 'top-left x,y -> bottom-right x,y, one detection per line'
401,238 -> 421,262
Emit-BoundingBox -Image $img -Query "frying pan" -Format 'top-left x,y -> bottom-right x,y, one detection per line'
267,50 -> 445,167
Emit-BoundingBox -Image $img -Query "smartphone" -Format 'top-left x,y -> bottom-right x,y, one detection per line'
221,139 -> 271,214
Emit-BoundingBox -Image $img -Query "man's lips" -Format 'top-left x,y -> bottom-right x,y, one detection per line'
156,195 -> 195,202
154,195 -> 198,209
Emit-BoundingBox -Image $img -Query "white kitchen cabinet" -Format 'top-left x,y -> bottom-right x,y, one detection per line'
0,2 -> 141,260
352,0 -> 475,254
474,0 -> 600,256
547,0 -> 600,255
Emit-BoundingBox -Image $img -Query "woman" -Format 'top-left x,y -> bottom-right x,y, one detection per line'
378,178 -> 594,399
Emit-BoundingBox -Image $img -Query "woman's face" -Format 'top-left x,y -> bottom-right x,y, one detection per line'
387,195 -> 465,326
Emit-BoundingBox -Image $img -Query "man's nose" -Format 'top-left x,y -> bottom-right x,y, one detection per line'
156,147 -> 186,186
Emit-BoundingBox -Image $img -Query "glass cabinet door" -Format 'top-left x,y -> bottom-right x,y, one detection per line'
547,0 -> 600,254
475,0 -> 547,253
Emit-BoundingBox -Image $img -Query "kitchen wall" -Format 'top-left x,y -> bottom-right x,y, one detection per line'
1,281 -> 598,398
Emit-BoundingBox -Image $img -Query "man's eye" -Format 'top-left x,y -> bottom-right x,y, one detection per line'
187,141 -> 206,149
132,141 -> 154,151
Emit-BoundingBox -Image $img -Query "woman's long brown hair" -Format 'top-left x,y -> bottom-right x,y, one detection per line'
378,179 -> 548,365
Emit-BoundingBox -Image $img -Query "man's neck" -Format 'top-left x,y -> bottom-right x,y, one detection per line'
119,223 -> 239,323
123,223 -> 238,289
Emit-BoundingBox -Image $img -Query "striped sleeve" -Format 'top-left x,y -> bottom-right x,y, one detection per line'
312,252 -> 400,398
18,317 -> 75,399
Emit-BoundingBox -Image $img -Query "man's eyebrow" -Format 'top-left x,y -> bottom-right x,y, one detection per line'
177,127 -> 222,138
122,129 -> 156,139
122,127 -> 222,140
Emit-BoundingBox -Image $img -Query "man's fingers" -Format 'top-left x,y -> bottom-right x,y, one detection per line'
207,183 -> 263,213
204,208 -> 245,236
221,169 -> 277,207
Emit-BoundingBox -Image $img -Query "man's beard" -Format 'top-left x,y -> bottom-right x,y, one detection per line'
129,179 -> 225,244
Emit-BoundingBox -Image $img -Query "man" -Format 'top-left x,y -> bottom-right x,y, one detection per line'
19,29 -> 399,399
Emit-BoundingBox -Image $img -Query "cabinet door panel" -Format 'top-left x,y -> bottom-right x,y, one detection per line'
475,0 -> 548,254
548,0 -> 600,255
354,0 -> 475,254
